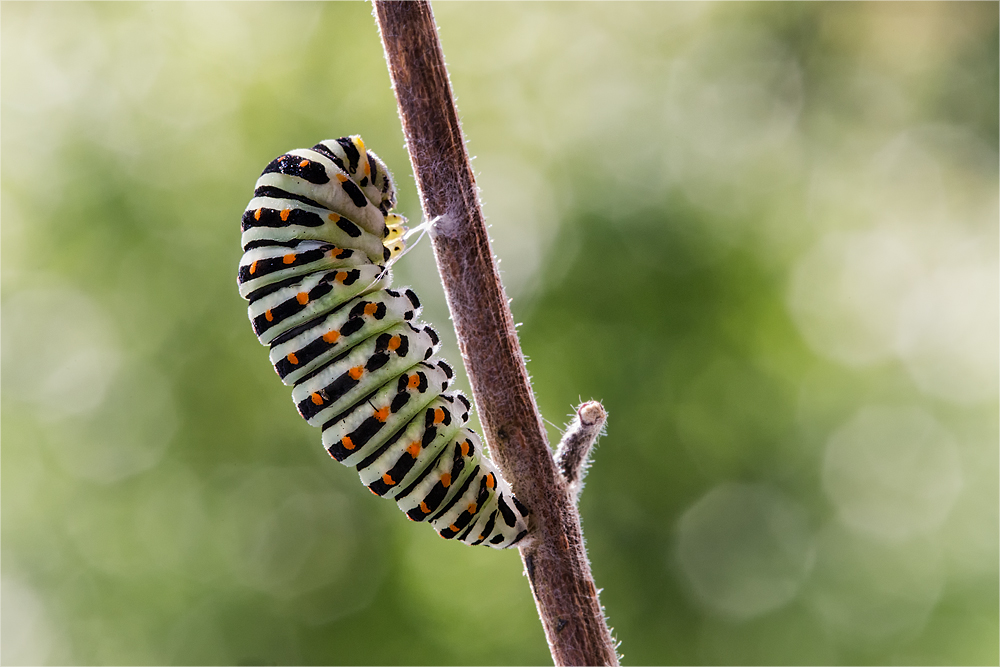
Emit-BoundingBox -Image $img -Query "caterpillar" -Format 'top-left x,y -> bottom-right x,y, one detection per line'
238,135 -> 531,548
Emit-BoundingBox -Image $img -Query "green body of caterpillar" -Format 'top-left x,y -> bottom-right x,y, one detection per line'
238,136 -> 530,548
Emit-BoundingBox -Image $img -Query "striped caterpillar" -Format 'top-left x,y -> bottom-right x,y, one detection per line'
238,136 -> 530,548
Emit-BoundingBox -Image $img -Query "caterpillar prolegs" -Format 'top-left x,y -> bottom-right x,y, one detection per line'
238,136 -> 531,548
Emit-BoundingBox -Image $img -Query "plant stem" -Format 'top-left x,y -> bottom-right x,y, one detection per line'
373,2 -> 619,665
556,401 -> 608,498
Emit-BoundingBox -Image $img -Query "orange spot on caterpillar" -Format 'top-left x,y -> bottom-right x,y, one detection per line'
348,366 -> 364,380
310,393 -> 324,405
341,436 -> 354,450
265,310 -> 273,322
407,442 -> 421,457
322,330 -> 340,344
249,260 -> 258,275
283,254 -> 295,264
382,473 -> 395,486
467,503 -> 477,514
296,292 -> 309,305
254,208 -> 262,221
327,212 -> 341,222
433,408 -> 445,424
364,303 -> 379,316
280,208 -> 291,221
299,159 -> 309,168
419,501 -> 430,513
335,271 -> 348,282
407,375 -> 421,390
486,473 -> 495,490
287,352 -> 298,365
335,173 -> 348,183
440,472 -> 451,488
387,336 -> 401,352
373,406 -> 390,422
460,440 -> 470,457
449,523 -> 459,532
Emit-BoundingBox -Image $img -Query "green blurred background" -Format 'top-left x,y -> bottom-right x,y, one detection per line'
2,2 -> 997,665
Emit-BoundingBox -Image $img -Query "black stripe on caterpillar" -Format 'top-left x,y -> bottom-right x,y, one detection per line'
238,135 -> 531,548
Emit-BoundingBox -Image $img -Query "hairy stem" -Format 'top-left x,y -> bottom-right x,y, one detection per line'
556,401 -> 608,497
373,2 -> 618,665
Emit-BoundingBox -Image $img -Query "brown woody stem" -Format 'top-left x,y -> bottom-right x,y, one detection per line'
373,2 -> 619,665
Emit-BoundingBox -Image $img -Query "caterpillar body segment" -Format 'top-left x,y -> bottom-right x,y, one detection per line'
356,394 -> 467,497
268,288 -> 420,386
317,360 -> 453,460
240,198 -> 389,263
238,241 -> 367,300
290,322 -> 439,427
238,135 -> 530,548
248,264 -> 390,346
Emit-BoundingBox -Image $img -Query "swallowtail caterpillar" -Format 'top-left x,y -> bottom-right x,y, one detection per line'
238,136 -> 530,548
